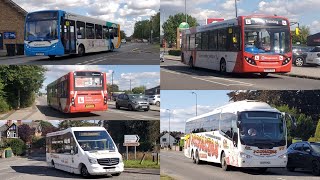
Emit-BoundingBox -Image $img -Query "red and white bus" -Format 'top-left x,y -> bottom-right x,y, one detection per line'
47,71 -> 108,113
181,15 -> 292,77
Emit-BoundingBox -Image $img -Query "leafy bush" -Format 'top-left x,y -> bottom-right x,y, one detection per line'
0,97 -> 10,113
168,50 -> 181,56
32,137 -> 46,148
5,138 -> 26,156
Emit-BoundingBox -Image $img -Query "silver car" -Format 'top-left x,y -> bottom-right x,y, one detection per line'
116,94 -> 149,111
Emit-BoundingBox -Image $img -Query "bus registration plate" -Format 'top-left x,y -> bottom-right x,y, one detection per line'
260,161 -> 271,164
142,106 -> 148,108
106,169 -> 115,172
85,104 -> 95,108
36,53 -> 44,56
264,69 -> 275,72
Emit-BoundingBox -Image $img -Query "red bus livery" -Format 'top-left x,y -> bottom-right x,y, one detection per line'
181,15 -> 292,77
47,71 -> 108,113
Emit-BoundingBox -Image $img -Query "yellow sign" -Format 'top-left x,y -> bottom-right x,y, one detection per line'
66,21 -> 70,26
228,28 -> 233,34
233,37 -> 237,43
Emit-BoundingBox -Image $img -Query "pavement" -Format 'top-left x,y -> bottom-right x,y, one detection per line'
0,96 -> 159,120
0,156 -> 159,180
161,150 -> 319,180
0,43 -> 159,65
163,55 -> 320,80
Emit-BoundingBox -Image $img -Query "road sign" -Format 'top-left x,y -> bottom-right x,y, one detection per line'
124,135 -> 140,143
123,142 -> 140,146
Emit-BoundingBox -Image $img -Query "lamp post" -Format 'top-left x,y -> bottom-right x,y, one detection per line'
111,70 -> 114,100
191,92 -> 197,116
166,109 -> 171,149
235,0 -> 238,17
185,0 -> 187,23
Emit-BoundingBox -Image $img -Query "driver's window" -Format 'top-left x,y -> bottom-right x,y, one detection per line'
302,144 -> 311,152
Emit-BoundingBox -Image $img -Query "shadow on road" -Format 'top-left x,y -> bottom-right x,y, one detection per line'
161,65 -> 281,79
32,51 -> 116,62
11,165 -> 116,179
36,105 -> 101,119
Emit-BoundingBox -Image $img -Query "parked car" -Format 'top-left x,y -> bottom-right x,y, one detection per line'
116,94 -> 149,111
292,46 -> 317,67
287,141 -> 320,175
160,52 -> 164,62
121,39 -> 127,43
148,95 -> 160,106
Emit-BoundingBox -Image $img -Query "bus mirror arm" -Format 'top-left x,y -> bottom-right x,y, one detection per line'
282,112 -> 297,129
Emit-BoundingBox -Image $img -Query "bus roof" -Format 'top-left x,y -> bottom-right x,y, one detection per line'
46,126 -> 106,137
27,10 -> 119,28
186,100 -> 279,122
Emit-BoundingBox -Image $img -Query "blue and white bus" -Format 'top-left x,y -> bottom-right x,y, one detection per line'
24,10 -> 121,59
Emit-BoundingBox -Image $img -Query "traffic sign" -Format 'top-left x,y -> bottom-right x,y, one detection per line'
124,135 -> 140,143
123,142 -> 140,146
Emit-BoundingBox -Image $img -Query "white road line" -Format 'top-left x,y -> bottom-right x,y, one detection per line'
162,69 -> 254,87
76,52 -> 128,65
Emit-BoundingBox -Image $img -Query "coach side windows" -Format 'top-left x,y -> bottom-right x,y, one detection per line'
86,23 -> 95,39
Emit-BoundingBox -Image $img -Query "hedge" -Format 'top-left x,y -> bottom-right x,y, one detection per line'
168,50 -> 181,56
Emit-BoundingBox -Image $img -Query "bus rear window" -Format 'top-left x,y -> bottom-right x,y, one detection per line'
75,77 -> 102,88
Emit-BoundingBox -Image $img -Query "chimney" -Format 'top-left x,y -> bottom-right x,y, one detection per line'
17,120 -> 22,126
7,120 -> 12,126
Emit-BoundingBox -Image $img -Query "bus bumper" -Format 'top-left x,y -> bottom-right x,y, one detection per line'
237,157 -> 287,168
88,163 -> 124,175
24,43 -> 65,56
239,60 -> 292,74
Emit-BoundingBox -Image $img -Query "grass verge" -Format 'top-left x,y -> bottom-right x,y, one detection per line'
160,174 -> 175,180
124,160 -> 160,169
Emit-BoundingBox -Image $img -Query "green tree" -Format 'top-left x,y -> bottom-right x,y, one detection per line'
291,26 -> 310,45
35,120 -> 57,136
133,20 -> 151,39
0,65 -> 47,109
132,86 -> 146,94
162,13 -> 198,46
309,120 -> 320,142
120,30 -> 127,40
0,79 -> 9,112
108,84 -> 119,94
150,12 -> 160,43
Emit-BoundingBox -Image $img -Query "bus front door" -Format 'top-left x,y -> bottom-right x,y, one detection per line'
64,20 -> 76,54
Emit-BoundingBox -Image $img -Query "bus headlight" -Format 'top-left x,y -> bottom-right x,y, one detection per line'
71,97 -> 75,106
278,153 -> 287,159
282,57 -> 291,65
119,156 -> 123,163
240,152 -> 252,159
245,56 -> 257,65
88,158 -> 98,164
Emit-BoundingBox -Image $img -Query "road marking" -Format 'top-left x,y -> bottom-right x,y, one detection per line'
162,69 -> 254,87
108,109 -> 159,120
76,52 -> 128,65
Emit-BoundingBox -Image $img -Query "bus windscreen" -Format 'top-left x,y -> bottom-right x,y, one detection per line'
74,131 -> 115,151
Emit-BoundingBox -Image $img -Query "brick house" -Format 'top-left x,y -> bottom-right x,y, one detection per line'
0,0 -> 27,50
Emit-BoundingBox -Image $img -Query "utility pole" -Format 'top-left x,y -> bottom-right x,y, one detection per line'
191,92 -> 198,116
235,0 -> 238,17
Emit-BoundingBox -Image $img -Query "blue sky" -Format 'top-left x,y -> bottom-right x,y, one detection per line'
42,65 -> 160,92
13,0 -> 160,36
161,0 -> 320,34
160,90 -> 232,133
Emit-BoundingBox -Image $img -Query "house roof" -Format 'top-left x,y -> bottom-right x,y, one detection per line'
3,0 -> 28,16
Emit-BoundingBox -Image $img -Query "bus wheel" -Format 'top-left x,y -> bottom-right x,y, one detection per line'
191,150 -> 196,164
78,45 -> 85,56
111,173 -> 121,176
189,57 -> 194,68
49,55 -> 56,59
259,73 -> 269,78
195,150 -> 201,164
81,165 -> 90,177
221,152 -> 229,171
220,59 -> 227,73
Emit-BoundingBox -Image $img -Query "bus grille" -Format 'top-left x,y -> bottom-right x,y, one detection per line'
97,158 -> 119,166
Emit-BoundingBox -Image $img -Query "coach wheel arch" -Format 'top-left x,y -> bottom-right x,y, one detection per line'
78,44 -> 85,56
220,58 -> 227,73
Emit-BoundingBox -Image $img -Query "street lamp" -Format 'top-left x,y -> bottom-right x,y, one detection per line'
235,0 -> 239,17
166,109 -> 171,149
191,92 -> 197,116
111,70 -> 114,100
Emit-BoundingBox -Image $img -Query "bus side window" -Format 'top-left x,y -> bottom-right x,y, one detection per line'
95,24 -> 102,39
103,26 -> 107,39
86,23 -> 94,39
109,27 -> 114,39
76,21 -> 85,39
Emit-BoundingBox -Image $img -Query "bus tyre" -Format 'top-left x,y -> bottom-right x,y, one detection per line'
259,73 -> 269,78
49,55 -> 56,59
191,150 -> 196,164
81,165 -> 90,177
221,152 -> 229,171
220,59 -> 227,74
112,173 -> 121,176
78,45 -> 85,56
189,57 -> 194,69
195,150 -> 201,164
312,160 -> 320,176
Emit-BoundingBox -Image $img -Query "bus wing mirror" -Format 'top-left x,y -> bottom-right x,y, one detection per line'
282,112 -> 297,129
237,121 -> 241,128
232,132 -> 238,147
